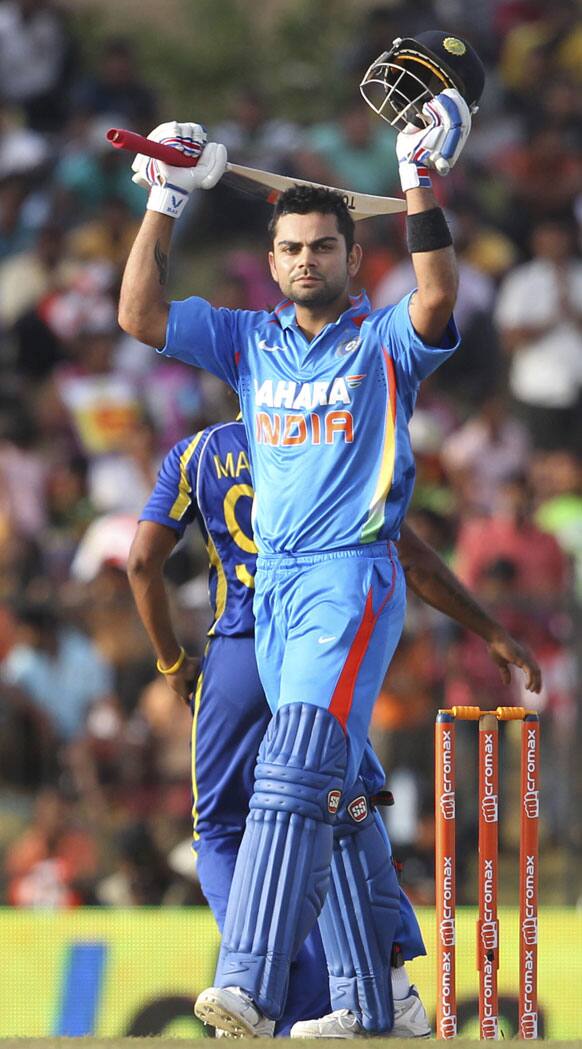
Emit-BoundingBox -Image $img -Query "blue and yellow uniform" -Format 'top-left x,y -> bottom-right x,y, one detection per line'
141,421 -> 329,1033
159,288 -> 456,1028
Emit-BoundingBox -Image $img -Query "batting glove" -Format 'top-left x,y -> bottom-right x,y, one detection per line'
396,88 -> 471,192
131,121 -> 227,218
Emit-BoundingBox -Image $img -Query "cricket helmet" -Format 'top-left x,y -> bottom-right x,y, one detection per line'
360,30 -> 485,130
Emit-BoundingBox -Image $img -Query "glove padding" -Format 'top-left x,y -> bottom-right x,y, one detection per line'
131,121 -> 227,218
396,88 -> 471,192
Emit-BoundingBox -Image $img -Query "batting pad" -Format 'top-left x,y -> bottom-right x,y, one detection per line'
318,779 -> 401,1033
215,703 -> 347,1018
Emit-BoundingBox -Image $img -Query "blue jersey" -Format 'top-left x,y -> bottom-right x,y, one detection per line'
140,421 -> 256,637
160,289 -> 459,555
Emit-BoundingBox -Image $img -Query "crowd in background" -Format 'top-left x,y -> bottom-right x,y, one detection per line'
0,0 -> 581,910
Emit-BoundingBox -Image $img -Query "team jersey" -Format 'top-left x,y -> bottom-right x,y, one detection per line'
140,421 -> 256,637
160,290 -> 459,555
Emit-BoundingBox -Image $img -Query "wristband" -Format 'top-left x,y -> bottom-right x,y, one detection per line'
406,207 -> 452,254
156,646 -> 186,675
147,182 -> 190,219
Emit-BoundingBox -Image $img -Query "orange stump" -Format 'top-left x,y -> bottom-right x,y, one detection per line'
519,714 -> 540,1038
478,714 -> 499,1039
435,711 -> 457,1038
435,707 -> 540,1039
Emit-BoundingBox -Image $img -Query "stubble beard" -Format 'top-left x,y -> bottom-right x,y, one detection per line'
288,275 -> 347,310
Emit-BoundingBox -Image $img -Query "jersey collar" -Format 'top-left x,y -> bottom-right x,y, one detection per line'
271,290 -> 371,330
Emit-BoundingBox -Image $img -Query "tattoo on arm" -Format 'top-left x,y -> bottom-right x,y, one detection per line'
154,240 -> 168,285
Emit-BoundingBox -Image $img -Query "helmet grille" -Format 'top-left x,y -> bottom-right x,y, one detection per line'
361,46 -> 456,130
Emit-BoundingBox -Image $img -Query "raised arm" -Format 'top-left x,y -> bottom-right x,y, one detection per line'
405,185 -> 458,345
397,522 -> 542,693
119,211 -> 173,347
394,90 -> 473,344
118,121 -> 227,348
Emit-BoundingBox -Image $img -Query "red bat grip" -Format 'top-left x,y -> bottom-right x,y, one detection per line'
106,128 -> 200,167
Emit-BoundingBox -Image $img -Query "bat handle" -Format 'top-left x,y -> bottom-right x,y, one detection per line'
106,128 -> 200,168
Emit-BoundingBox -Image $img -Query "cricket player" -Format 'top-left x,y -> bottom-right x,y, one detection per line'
127,419 -> 541,1038
119,31 -> 487,1037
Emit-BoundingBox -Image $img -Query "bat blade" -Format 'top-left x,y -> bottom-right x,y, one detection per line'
107,128 -> 406,220
224,162 -> 405,219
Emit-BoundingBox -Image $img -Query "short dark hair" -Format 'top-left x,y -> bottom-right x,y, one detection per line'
268,186 -> 355,252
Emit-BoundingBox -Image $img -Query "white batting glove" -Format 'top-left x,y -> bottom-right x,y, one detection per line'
396,89 -> 471,192
131,121 -> 227,218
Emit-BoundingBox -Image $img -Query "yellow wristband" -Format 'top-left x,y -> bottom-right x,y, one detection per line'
156,646 -> 186,675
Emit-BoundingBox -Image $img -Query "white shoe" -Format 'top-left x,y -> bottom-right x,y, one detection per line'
290,987 -> 431,1039
391,986 -> 431,1038
291,1009 -> 364,1038
195,986 -> 275,1038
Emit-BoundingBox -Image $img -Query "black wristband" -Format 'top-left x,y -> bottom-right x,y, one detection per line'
406,207 -> 452,253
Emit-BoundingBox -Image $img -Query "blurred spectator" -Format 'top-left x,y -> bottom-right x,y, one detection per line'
298,101 -> 399,197
0,222 -> 78,332
203,88 -> 300,237
495,217 -> 582,452
338,3 -> 436,79
66,195 -> 140,269
0,177 -> 43,261
51,311 -> 143,458
495,124 -> 582,246
0,597 -> 57,788
540,71 -> 582,147
0,0 -> 74,131
441,394 -> 531,514
498,0 -> 582,114
71,36 -> 157,133
455,472 -> 569,601
534,450 -> 582,602
69,528 -> 158,714
450,196 -> 519,281
0,101 -> 51,181
0,401 -> 47,539
41,455 -> 94,582
212,248 -> 279,310
96,821 -> 181,906
53,113 -> 145,222
374,240 -> 499,402
137,676 -> 193,784
211,87 -> 300,173
87,418 -> 159,515
4,787 -> 100,907
1,599 -> 115,745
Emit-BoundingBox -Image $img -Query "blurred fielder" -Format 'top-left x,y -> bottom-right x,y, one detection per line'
120,30 -> 488,1038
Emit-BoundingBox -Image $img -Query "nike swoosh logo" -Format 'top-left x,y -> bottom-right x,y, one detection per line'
318,635 -> 337,645
258,339 -> 283,352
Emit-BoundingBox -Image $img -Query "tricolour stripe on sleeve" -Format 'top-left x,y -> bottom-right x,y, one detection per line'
360,349 -> 397,543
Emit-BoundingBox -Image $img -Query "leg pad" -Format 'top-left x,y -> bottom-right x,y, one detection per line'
318,778 -> 401,1033
216,704 -> 346,1018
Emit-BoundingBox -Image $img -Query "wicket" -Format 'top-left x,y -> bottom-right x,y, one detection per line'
435,706 -> 540,1039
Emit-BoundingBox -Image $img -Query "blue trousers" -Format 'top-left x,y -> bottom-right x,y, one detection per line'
192,634 -> 424,1034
